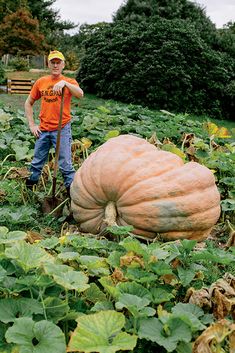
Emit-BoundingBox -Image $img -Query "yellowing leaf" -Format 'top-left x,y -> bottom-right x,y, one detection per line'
81,137 -> 92,149
97,105 -> 111,114
67,310 -> 137,352
203,122 -> 231,138
104,130 -> 120,141
162,144 -> 186,160
203,122 -> 219,136
214,126 -> 231,138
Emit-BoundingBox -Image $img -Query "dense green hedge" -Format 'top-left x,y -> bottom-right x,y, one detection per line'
76,18 -> 235,120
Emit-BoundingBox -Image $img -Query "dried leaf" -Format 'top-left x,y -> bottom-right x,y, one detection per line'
210,278 -> 235,297
120,252 -> 145,268
111,268 -> 127,283
148,132 -> 162,147
185,287 -> 211,309
193,319 -> 235,353
212,288 -> 234,320
7,167 -> 30,180
26,230 -> 43,244
226,231 -> 235,248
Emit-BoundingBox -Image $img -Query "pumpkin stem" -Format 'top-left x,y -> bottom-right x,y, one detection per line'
104,201 -> 117,226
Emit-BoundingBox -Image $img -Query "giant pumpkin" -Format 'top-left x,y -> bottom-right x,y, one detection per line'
70,135 -> 221,241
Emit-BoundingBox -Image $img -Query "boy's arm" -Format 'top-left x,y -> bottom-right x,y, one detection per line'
25,95 -> 41,138
52,80 -> 84,98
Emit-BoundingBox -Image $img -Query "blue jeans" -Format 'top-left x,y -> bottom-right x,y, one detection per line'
29,123 -> 75,188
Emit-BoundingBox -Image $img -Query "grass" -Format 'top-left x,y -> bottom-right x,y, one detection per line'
1,69 -> 235,131
5,69 -> 77,80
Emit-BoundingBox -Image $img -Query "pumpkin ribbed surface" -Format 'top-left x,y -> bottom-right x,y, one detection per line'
70,135 -> 221,241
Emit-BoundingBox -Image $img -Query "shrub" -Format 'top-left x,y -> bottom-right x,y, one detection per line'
77,19 -> 235,120
0,61 -> 6,84
8,56 -> 29,71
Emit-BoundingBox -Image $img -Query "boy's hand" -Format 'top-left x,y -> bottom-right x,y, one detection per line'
53,80 -> 66,95
30,124 -> 41,138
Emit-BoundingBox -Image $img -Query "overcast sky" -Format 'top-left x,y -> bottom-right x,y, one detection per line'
52,0 -> 235,32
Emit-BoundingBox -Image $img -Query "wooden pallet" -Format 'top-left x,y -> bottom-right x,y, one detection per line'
7,78 -> 35,94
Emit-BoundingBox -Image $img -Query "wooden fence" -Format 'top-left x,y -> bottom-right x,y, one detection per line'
7,78 -> 35,94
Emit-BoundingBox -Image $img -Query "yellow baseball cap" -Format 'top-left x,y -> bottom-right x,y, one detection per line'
48,50 -> 65,61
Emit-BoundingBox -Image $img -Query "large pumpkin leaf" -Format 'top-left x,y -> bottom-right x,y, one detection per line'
5,242 -> 52,273
150,286 -> 175,304
99,276 -> 120,299
83,283 -> 107,303
0,265 -> 7,282
53,270 -> 89,291
42,297 -> 70,324
171,303 -> 206,331
0,298 -> 43,323
138,317 -> 192,352
43,262 -> 89,292
0,227 -> 27,244
115,293 -> 155,318
5,318 -> 66,353
67,310 -> 137,353
79,255 -> 110,276
117,281 -> 152,300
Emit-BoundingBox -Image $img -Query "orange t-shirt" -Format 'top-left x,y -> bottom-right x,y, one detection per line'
30,75 -> 79,131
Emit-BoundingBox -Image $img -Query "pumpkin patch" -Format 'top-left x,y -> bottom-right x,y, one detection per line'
70,134 -> 221,241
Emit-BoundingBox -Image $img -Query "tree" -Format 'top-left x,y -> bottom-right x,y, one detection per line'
0,8 -> 46,56
77,18 -> 235,120
113,0 -> 217,43
0,0 -> 76,48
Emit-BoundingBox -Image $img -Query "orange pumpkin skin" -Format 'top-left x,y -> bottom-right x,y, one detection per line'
70,135 -> 221,241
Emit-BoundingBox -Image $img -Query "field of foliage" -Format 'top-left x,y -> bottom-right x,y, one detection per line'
0,95 -> 235,353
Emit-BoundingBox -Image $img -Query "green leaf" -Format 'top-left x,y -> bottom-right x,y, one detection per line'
176,341 -> 192,353
0,228 -> 27,244
99,277 -> 120,300
151,286 -> 175,304
90,301 -> 114,312
79,255 -> 110,276
191,248 -> 235,265
97,106 -> 111,114
5,242 -> 52,272
83,283 -> 107,303
67,310 -> 137,353
126,268 -> 158,283
43,262 -> 89,292
180,239 -> 197,252
0,265 -> 7,282
82,115 -> 100,131
221,199 -> 235,211
57,252 -> 80,261
104,130 -> 120,141
106,225 -> 134,236
115,294 -> 155,318
177,266 -> 196,286
119,237 -> 147,256
39,237 -> 60,249
150,261 -> 173,275
43,297 -> 70,324
0,298 -> 43,323
117,281 -> 151,300
171,303 -> 206,331
5,318 -> 66,353
148,244 -> 169,260
107,251 -> 125,268
138,317 -> 192,352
